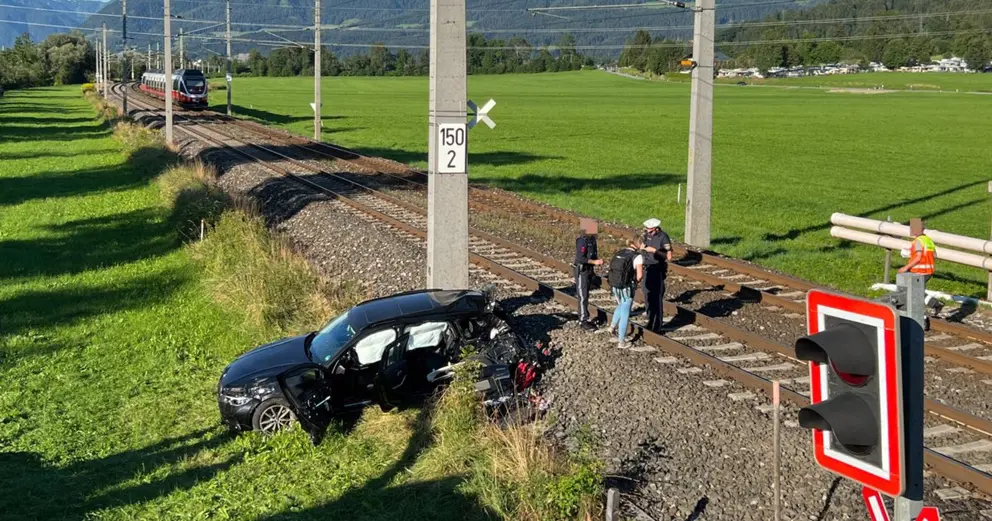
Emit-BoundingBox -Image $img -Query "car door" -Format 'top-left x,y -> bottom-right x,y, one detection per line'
276,365 -> 334,444
373,333 -> 411,411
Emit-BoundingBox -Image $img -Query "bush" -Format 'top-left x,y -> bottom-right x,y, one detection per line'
83,89 -> 119,121
192,210 -> 365,334
428,358 -> 604,521
81,83 -> 95,93
156,160 -> 230,242
113,121 -> 162,152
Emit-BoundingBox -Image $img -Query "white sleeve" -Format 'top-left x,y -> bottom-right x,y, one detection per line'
633,255 -> 643,268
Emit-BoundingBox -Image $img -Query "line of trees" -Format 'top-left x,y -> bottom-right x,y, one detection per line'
719,0 -> 992,71
616,0 -> 992,75
617,31 -> 691,75
242,33 -> 592,78
0,32 -> 94,89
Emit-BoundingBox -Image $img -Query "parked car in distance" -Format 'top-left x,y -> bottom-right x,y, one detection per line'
217,288 -> 537,443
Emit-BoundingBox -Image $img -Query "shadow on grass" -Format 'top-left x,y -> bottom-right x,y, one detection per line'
0,148 -> 118,161
231,104 -> 345,126
0,208 -> 178,281
480,172 -> 682,195
0,145 -> 174,207
1,116 -> 98,125
257,405 -> 492,521
351,147 -> 560,169
0,268 -> 189,339
762,179 -> 988,242
0,428 -> 240,521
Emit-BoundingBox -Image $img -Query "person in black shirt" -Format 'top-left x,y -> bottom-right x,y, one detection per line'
574,218 -> 603,331
638,218 -> 673,332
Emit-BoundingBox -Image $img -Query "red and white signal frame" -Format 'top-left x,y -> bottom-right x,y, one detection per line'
806,289 -> 905,497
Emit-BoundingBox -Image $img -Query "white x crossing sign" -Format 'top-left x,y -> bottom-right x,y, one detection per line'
467,99 -> 496,129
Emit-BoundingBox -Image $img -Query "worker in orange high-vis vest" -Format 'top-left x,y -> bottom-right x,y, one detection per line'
898,217 -> 943,327
899,218 -> 935,279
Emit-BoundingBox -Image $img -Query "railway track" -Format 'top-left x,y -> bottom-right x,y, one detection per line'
212,106 -> 992,377
110,83 -> 992,496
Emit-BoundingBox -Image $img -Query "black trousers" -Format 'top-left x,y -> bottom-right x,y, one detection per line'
642,266 -> 666,332
575,266 -> 592,322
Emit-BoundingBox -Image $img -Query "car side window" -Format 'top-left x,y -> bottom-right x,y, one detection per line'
353,328 -> 397,365
405,322 -> 449,351
386,338 -> 405,365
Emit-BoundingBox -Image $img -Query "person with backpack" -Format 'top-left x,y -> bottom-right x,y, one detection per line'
607,242 -> 644,348
574,218 -> 604,331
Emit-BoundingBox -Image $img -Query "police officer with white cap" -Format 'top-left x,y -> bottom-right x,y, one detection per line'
638,218 -> 673,332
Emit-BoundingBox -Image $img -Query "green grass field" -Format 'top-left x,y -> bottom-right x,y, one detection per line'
666,71 -> 992,92
0,87 -> 499,520
213,70 -> 992,298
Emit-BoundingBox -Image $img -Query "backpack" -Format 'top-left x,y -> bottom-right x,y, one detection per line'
607,249 -> 637,289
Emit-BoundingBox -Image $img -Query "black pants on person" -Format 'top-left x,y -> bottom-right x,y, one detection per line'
575,266 -> 593,323
642,266 -> 666,332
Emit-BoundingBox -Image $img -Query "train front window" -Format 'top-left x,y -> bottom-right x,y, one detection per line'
186,78 -> 205,94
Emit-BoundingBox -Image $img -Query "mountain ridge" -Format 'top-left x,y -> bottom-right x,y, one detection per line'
74,0 -> 827,58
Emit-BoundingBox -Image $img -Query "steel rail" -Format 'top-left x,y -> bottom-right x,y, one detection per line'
122,78 -> 992,354
111,84 -> 992,496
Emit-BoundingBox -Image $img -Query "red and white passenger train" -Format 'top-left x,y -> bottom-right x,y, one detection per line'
140,69 -> 208,108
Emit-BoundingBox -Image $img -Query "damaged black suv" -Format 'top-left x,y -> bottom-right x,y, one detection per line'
218,288 -> 536,443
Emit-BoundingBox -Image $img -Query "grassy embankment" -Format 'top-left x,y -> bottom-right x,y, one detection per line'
212,70 -> 992,298
0,86 -> 600,520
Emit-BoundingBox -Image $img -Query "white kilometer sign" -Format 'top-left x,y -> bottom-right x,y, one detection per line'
437,123 -> 467,174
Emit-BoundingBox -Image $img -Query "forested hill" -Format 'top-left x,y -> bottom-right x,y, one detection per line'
719,0 -> 992,68
0,1 -> 109,47
76,0 -> 828,58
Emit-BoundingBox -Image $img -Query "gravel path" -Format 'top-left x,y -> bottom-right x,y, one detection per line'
120,105 -> 992,520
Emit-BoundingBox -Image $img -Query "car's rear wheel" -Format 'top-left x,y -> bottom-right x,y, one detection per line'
252,397 -> 296,434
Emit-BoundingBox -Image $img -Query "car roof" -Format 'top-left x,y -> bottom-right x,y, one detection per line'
349,289 -> 486,331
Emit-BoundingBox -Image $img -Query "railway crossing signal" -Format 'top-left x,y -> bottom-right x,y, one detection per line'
468,99 -> 496,129
796,273 -> 929,520
795,289 -> 906,496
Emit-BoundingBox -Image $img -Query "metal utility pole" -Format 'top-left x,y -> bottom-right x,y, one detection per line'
893,272 -> 926,521
148,43 -> 152,71
226,0 -> 233,116
179,27 -> 184,69
156,41 -> 161,69
164,0 -> 173,144
684,0 -> 715,249
122,0 -> 128,115
102,23 -> 109,98
313,0 -> 321,141
95,38 -> 101,90
426,0 -> 469,289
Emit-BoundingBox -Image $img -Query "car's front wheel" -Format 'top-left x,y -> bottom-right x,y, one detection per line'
252,397 -> 296,434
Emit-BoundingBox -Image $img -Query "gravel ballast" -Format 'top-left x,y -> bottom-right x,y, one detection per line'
119,102 -> 992,519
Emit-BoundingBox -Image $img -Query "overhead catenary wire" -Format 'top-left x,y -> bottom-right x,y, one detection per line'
9,16 -> 989,50
8,0 -> 983,39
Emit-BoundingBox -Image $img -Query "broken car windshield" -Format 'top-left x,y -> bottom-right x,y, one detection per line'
309,311 -> 357,364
